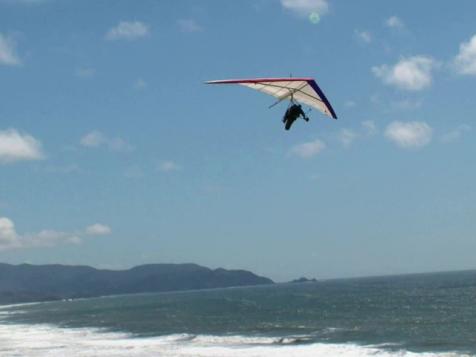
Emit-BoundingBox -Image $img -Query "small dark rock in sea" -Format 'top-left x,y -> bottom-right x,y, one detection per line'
290,277 -> 318,283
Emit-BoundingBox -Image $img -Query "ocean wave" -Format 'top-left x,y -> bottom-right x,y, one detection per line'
0,301 -> 43,310
0,323 -> 473,357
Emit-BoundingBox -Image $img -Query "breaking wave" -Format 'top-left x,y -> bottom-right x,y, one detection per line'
0,322 -> 473,357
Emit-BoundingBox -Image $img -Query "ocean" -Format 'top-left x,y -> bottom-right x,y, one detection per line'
0,270 -> 475,356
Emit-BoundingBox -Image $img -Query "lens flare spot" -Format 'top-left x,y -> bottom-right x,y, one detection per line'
309,12 -> 320,24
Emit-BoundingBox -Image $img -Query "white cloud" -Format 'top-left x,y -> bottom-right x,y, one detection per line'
107,137 -> 133,152
80,130 -> 104,147
0,129 -> 44,163
75,67 -> 95,78
158,161 -> 181,173
85,223 -> 111,236
339,129 -> 358,147
124,166 -> 144,179
370,93 -> 381,105
386,16 -> 404,29
337,123 -> 377,148
0,217 -> 111,251
454,34 -> 476,75
372,56 -> 437,91
80,131 -> 133,152
441,124 -> 471,143
355,30 -> 372,44
361,120 -> 378,136
178,19 -> 203,33
392,99 -> 422,110
281,0 -> 329,16
0,218 -> 79,250
105,21 -> 150,41
385,121 -> 433,149
0,217 -> 20,249
0,33 -> 21,66
290,139 -> 326,158
133,78 -> 147,90
25,230 -> 81,247
310,173 -> 321,181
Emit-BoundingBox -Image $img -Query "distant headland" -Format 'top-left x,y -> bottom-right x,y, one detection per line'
0,263 -> 274,304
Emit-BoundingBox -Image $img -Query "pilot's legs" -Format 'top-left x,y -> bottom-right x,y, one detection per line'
285,118 -> 295,130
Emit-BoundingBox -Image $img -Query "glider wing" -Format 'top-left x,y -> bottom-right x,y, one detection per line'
206,77 -> 337,119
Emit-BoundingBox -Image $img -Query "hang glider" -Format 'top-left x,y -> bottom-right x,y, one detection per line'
206,77 -> 337,120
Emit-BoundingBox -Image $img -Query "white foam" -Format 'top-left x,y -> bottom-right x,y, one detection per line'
0,301 -> 42,310
0,322 -> 472,357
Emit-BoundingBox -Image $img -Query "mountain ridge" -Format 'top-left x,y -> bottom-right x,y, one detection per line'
0,262 -> 274,304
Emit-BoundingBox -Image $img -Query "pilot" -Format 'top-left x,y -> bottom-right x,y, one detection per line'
282,103 -> 309,130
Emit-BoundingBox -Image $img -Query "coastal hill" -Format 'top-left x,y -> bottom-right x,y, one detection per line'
0,263 -> 273,304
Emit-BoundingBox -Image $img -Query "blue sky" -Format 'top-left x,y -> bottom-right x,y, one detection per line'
0,0 -> 475,281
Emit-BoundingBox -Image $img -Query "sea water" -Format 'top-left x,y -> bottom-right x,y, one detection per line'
1,270 -> 475,356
